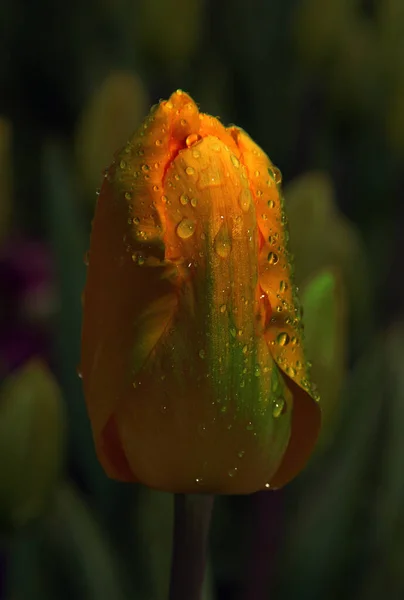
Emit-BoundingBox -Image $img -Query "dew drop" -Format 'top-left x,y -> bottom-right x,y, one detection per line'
155,139 -> 162,146
160,405 -> 168,414
186,166 -> 195,176
76,366 -> 83,379
198,423 -> 207,435
242,345 -> 248,354
210,141 -> 221,152
272,166 -> 282,184
277,332 -> 290,346
195,477 -> 203,485
265,483 -> 271,489
237,450 -> 245,459
268,199 -> 275,209
246,422 -> 254,431
220,304 -> 227,313
228,467 -> 238,477
177,218 -> 196,239
285,366 -> 296,378
268,252 -> 279,265
180,193 -> 189,205
239,188 -> 252,212
133,217 -> 140,225
120,159 -> 127,169
272,397 -> 285,418
190,197 -> 198,207
214,223 -> 232,258
279,280 -> 288,293
254,365 -> 261,377
132,253 -> 145,265
230,154 -> 240,168
125,191 -> 132,200
199,349 -> 205,359
192,149 -> 201,158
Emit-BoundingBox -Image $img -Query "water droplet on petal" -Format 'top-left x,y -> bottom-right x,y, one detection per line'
180,193 -> 189,205
279,280 -> 288,293
268,252 -> 279,265
268,199 -> 275,209
199,349 -> 205,359
272,398 -> 285,418
277,332 -> 290,346
214,223 -> 232,258
239,188 -> 252,212
186,166 -> 195,176
190,197 -> 198,207
237,450 -> 245,459
177,218 -> 196,239
285,366 -> 296,378
231,154 -> 240,168
228,467 -> 238,477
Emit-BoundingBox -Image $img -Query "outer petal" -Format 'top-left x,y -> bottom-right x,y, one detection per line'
81,91 -> 321,493
231,127 -> 321,487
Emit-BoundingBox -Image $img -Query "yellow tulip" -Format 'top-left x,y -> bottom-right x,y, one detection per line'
81,91 -> 320,494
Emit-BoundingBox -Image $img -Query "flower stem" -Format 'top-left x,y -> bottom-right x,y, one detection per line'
169,493 -> 214,600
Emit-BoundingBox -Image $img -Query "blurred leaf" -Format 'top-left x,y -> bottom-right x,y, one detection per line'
75,71 -> 148,200
42,138 -> 112,505
301,268 -> 346,445
10,482 -> 130,600
285,171 -> 373,356
0,359 -> 65,531
277,329 -> 389,600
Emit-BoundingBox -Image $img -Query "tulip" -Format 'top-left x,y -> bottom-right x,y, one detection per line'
81,90 -> 321,494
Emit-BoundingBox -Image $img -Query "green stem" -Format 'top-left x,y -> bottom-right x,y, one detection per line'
169,493 -> 214,600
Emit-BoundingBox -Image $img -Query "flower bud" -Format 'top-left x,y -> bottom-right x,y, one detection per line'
81,91 -> 320,494
0,360 -> 65,531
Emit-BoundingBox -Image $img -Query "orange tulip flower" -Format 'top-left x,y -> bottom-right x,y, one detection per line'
81,90 -> 321,494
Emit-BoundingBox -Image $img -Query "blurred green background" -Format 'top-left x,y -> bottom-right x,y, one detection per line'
0,0 -> 403,598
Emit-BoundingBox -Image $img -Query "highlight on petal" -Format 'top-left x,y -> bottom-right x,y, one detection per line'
81,90 -> 321,494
